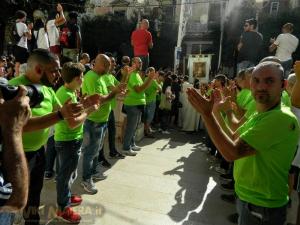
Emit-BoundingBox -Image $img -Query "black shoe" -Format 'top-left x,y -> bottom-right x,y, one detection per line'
220,181 -> 234,192
227,213 -> 238,224
44,171 -> 55,180
220,194 -> 236,204
219,173 -> 233,182
110,152 -> 125,159
102,160 -> 112,168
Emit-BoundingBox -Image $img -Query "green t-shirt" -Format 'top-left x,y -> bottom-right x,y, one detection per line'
282,90 -> 291,108
236,89 -> 252,110
54,86 -> 83,141
145,78 -> 160,104
123,71 -> 146,106
101,73 -> 119,109
9,75 -> 60,152
235,104 -> 299,207
82,70 -> 111,123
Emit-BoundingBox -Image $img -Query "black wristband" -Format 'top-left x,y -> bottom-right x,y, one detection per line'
57,110 -> 64,120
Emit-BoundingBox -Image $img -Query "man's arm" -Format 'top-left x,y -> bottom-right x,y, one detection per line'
0,87 -> 30,211
187,88 -> 256,162
133,72 -> 158,93
24,98 -> 84,132
24,23 -> 33,40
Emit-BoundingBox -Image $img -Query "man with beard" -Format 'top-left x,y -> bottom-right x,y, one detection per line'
8,49 -> 99,225
188,61 -> 299,225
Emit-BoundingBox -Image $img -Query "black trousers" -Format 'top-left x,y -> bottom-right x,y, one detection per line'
23,147 -> 46,225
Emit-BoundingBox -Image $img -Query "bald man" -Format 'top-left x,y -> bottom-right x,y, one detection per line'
188,62 -> 299,225
131,19 -> 153,71
81,54 -> 125,194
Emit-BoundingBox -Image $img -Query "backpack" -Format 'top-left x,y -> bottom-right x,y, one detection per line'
11,23 -> 21,45
59,25 -> 71,47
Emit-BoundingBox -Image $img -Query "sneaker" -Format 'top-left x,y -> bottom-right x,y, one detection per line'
92,172 -> 107,181
220,181 -> 234,192
109,152 -> 125,159
122,150 -> 137,156
81,179 -> 98,194
220,194 -> 236,204
101,159 -> 112,168
131,145 -> 141,151
44,171 -> 55,180
161,130 -> 170,134
57,207 -> 81,224
215,166 -> 227,175
70,195 -> 82,207
219,173 -> 233,182
227,213 -> 238,224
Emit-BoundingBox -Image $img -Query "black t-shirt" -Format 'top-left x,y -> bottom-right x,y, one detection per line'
67,23 -> 80,49
238,31 -> 263,63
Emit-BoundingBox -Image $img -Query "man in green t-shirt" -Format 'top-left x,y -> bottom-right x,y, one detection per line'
122,57 -> 157,156
98,55 -> 125,164
8,49 -> 90,225
81,54 -> 125,194
144,67 -> 162,137
188,61 -> 299,225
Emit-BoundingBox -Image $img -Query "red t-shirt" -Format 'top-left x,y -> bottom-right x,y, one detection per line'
131,29 -> 152,56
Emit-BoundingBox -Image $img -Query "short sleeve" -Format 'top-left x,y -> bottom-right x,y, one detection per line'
49,88 -> 62,109
128,73 -> 142,88
240,112 -> 297,152
47,20 -> 55,29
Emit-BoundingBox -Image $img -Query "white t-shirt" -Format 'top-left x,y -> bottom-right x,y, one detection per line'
292,106 -> 300,168
16,22 -> 28,49
34,28 -> 49,49
274,33 -> 299,61
46,19 -> 60,47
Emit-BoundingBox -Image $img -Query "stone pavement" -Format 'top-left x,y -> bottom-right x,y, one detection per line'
32,130 -> 298,225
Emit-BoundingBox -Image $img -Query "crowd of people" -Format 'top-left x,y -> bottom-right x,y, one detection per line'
0,4 -> 300,225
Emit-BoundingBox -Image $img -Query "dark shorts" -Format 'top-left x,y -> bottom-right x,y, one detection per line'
14,45 -> 29,64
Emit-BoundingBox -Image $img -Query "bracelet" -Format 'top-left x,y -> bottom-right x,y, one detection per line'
57,110 -> 64,120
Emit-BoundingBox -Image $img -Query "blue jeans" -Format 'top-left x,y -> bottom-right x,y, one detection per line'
281,59 -> 293,78
145,101 -> 156,124
55,139 -> 82,210
236,198 -> 287,225
237,60 -> 255,73
123,105 -> 142,150
0,212 -> 14,225
82,120 -> 107,180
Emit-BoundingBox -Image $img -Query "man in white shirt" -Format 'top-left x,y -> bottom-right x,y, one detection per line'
14,10 -> 32,76
269,23 -> 299,78
46,3 -> 66,57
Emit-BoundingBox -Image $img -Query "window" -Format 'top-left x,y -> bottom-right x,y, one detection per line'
270,1 -> 279,15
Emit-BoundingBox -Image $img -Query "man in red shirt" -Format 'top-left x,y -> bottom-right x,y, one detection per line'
131,19 -> 153,72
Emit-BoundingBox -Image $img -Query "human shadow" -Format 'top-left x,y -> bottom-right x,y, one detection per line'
164,142 -> 211,223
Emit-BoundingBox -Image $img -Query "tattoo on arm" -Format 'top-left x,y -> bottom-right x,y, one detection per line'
236,139 -> 256,157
